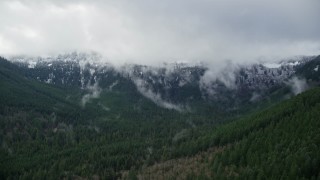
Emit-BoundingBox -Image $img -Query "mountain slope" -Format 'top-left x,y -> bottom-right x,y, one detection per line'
8,53 -> 315,112
0,57 -> 82,117
1,55 -> 320,179
0,57 -> 225,179
296,55 -> 320,82
131,87 -> 320,179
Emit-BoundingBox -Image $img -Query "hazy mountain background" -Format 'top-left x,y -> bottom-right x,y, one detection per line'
1,54 -> 320,179
1,0 -> 320,179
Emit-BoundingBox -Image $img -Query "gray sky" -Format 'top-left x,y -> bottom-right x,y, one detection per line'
0,0 -> 320,65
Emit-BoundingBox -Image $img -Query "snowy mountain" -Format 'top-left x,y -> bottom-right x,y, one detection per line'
8,52 -> 319,110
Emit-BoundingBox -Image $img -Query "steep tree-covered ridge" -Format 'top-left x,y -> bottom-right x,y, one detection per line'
0,55 -> 320,179
130,87 -> 320,179
0,56 -> 226,179
9,53 -> 316,111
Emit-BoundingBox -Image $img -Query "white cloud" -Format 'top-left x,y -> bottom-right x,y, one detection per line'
132,78 -> 184,112
0,0 -> 319,65
287,77 -> 309,95
81,81 -> 101,107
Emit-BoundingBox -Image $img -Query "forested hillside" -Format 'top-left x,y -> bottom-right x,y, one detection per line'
1,56 -> 320,179
132,87 -> 320,179
0,57 -> 227,179
1,0 -> 319,178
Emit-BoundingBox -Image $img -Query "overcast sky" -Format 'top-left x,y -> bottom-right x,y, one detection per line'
0,0 -> 320,65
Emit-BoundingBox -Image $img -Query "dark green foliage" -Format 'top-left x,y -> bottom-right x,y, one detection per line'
0,57 -> 224,178
1,56 -> 320,179
205,88 -> 320,179
144,87 -> 319,179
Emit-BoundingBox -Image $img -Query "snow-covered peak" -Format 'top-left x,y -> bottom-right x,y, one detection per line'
8,51 -> 110,69
262,63 -> 282,69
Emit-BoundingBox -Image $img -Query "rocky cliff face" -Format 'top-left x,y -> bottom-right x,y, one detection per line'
8,52 -> 317,109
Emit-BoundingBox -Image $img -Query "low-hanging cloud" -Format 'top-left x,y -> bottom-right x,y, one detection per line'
133,78 -> 184,112
0,0 -> 320,66
200,60 -> 240,96
81,81 -> 101,107
286,77 -> 309,95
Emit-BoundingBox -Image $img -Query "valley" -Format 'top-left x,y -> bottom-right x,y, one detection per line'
1,55 -> 320,179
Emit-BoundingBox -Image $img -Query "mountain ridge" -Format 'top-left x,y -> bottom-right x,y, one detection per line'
7,53 -> 318,111
1,54 -> 320,179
